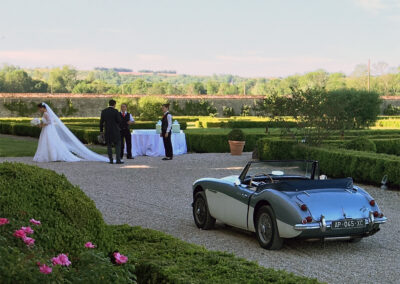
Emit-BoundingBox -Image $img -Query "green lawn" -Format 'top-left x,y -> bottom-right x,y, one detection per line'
0,136 -> 108,157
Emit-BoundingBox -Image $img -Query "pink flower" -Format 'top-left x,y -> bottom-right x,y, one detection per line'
0,218 -> 9,226
39,264 -> 52,274
21,226 -> 34,235
23,236 -> 35,247
84,242 -> 96,248
30,219 -> 41,226
113,252 -> 128,264
52,254 -> 71,267
13,229 -> 26,239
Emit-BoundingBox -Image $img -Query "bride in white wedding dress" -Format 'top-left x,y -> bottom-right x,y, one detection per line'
33,103 -> 109,163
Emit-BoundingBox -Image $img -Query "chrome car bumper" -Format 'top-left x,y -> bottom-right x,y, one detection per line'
294,216 -> 387,231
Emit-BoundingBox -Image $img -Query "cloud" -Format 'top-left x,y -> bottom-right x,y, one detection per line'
355,0 -> 387,11
355,0 -> 400,13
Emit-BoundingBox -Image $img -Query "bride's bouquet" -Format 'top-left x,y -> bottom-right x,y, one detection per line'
30,118 -> 41,126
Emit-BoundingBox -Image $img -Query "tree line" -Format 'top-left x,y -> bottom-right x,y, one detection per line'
0,63 -> 399,96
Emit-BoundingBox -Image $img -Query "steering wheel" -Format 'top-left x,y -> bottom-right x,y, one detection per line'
254,173 -> 274,184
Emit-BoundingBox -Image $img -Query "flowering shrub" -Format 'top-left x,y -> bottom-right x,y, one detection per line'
0,216 -> 133,281
113,252 -> 128,265
84,242 -> 96,248
0,162 -> 319,284
52,254 -> 71,267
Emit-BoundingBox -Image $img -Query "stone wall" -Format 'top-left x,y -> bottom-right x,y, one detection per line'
0,93 -> 264,117
380,96 -> 400,111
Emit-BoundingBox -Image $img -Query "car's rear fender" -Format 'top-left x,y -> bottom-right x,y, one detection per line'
249,189 -> 304,238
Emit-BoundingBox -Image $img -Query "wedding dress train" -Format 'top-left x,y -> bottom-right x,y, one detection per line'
33,103 -> 109,163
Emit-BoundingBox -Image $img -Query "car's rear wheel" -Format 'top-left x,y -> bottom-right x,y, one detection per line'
193,191 -> 215,230
255,205 -> 283,250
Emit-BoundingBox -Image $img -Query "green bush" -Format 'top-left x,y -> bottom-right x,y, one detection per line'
291,145 -> 400,187
373,139 -> 400,156
0,162 -> 320,283
138,96 -> 167,121
344,137 -> 377,152
222,106 -> 235,117
112,225 -> 318,284
257,138 -> 400,187
383,104 -> 400,115
0,162 -> 113,255
0,121 -> 186,145
227,129 -> 245,141
257,138 -> 298,160
186,132 -> 266,153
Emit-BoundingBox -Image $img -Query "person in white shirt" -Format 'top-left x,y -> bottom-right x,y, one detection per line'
120,104 -> 135,159
160,103 -> 173,160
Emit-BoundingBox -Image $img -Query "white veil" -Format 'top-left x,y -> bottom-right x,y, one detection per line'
44,103 -> 109,162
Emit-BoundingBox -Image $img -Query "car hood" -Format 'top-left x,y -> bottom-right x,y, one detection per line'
296,189 -> 371,221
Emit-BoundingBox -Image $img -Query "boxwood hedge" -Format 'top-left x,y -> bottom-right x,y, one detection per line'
0,162 -> 320,283
257,138 -> 400,187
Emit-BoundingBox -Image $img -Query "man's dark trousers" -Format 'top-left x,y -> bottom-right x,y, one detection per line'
108,140 -> 121,162
162,132 -> 173,159
120,129 -> 132,158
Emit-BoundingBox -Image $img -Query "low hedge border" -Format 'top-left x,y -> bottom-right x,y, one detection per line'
0,121 -> 265,152
0,162 -> 320,283
0,121 -> 186,144
257,138 -> 400,187
201,120 -> 299,128
186,133 -> 266,153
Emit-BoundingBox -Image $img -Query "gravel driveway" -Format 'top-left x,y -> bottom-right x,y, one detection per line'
1,154 -> 399,284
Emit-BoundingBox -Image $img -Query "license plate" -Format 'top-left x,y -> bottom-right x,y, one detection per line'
331,219 -> 365,230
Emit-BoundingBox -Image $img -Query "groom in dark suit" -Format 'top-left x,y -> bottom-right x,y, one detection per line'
100,99 -> 123,164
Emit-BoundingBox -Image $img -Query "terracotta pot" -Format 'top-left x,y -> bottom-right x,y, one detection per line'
228,140 -> 245,155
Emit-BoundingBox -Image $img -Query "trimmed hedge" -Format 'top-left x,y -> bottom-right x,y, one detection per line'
257,138 -> 400,187
112,225 -> 318,284
373,139 -> 400,156
344,137 -> 376,152
292,145 -> 400,187
200,120 -> 298,129
257,138 -> 298,160
186,133 -> 266,153
0,162 -> 320,283
0,121 -> 186,144
375,119 -> 400,128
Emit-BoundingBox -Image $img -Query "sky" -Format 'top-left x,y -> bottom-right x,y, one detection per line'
0,0 -> 399,77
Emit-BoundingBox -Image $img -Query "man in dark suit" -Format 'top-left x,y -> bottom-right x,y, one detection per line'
120,103 -> 134,159
160,103 -> 173,160
100,99 -> 123,164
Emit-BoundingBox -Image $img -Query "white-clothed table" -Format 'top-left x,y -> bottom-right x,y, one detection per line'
126,129 -> 187,157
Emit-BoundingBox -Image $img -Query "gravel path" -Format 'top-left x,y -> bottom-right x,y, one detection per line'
1,154 -> 399,284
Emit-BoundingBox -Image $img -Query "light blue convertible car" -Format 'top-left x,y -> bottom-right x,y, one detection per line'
192,160 -> 387,250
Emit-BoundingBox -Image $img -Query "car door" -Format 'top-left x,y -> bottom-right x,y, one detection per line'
206,181 -> 252,230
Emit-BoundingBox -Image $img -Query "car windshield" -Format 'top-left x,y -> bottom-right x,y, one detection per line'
242,160 -> 316,180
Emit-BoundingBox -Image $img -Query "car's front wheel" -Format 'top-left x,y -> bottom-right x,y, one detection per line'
193,191 -> 215,230
255,205 -> 283,250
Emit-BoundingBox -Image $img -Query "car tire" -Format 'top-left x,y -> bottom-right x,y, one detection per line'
193,191 -> 216,230
255,205 -> 283,250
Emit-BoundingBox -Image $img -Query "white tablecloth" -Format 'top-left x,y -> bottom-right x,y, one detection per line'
126,129 -> 187,157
